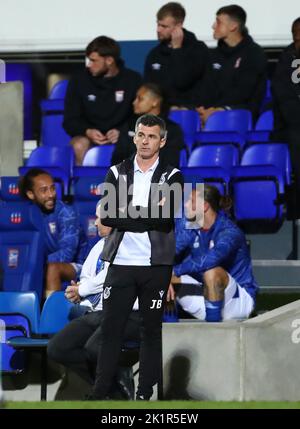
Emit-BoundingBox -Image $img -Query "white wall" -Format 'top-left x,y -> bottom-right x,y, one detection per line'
0,0 -> 298,52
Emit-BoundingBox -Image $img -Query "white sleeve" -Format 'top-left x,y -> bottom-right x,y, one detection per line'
78,240 -> 107,297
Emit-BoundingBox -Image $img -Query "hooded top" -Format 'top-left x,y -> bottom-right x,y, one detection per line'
144,29 -> 209,108
200,35 -> 267,118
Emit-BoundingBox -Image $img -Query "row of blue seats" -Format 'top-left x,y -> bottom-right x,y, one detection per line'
16,140 -> 291,197
40,80 -> 274,151
0,290 -> 73,399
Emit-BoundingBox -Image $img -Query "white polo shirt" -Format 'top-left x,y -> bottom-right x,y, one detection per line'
113,156 -> 159,266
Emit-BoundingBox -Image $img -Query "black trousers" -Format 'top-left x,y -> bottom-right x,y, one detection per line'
47,310 -> 140,385
93,265 -> 172,399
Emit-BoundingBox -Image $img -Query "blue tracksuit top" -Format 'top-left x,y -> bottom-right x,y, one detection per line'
173,213 -> 258,300
42,200 -> 87,264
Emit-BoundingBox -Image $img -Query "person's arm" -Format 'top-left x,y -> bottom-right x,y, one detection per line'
47,206 -> 81,263
216,50 -> 268,108
170,41 -> 210,91
101,168 -> 184,231
174,227 -> 243,277
272,49 -> 300,126
63,76 -> 92,136
77,241 -> 107,297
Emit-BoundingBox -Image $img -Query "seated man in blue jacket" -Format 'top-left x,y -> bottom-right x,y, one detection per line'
168,184 -> 258,321
19,168 -> 88,298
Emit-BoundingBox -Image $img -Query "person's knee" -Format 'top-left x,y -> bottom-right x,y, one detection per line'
47,336 -> 66,363
203,267 -> 228,292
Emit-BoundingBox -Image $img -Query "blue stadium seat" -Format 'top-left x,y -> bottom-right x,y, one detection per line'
73,177 -> 103,249
0,176 -> 23,202
241,143 -> 291,185
246,110 -> 274,143
230,165 -> 285,228
48,80 -> 68,99
40,80 -> 70,147
204,109 -> 252,134
181,166 -> 230,195
168,110 -> 200,151
5,291 -> 73,400
19,146 -> 74,195
179,148 -> 188,168
39,291 -> 73,335
0,292 -> 40,374
83,145 -> 115,167
188,144 -> 239,170
0,204 -> 45,301
0,291 -> 40,334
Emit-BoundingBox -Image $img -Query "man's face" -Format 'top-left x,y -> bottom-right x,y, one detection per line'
133,123 -> 166,160
212,14 -> 236,40
133,87 -> 157,115
157,15 -> 180,42
26,174 -> 56,212
86,52 -> 110,77
184,190 -> 205,223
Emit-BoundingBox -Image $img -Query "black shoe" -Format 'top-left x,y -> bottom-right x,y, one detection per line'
116,367 -> 135,400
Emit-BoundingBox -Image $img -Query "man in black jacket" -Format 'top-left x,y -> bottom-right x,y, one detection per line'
144,2 -> 209,108
272,17 -> 300,218
197,4 -> 267,125
89,114 -> 183,400
63,36 -> 142,165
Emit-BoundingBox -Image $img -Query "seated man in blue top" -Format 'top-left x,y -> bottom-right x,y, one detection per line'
168,184 -> 258,321
19,168 -> 88,298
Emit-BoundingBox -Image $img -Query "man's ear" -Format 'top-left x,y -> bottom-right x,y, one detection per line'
160,137 -> 167,149
26,190 -> 35,201
133,134 -> 138,147
105,56 -> 114,67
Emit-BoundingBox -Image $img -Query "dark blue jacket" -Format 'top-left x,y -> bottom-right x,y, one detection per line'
173,213 -> 258,299
42,200 -> 87,264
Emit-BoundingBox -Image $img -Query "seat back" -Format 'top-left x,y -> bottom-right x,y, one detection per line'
241,143 -> 291,185
73,177 -> 103,250
48,80 -> 68,100
168,110 -> 200,150
82,146 -> 115,167
0,291 -> 40,334
19,146 -> 74,194
0,204 -> 45,302
0,176 -> 22,202
181,166 -> 229,195
205,109 -> 252,134
255,110 -> 274,131
39,291 -> 73,334
40,110 -> 71,147
188,144 -> 239,170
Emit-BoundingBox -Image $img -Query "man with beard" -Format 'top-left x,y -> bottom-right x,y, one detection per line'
63,36 -> 142,165
144,2 -> 209,109
19,168 -> 88,298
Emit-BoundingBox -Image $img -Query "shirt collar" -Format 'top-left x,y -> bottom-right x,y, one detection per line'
134,155 -> 159,173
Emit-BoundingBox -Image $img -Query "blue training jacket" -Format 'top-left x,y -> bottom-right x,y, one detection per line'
173,213 -> 258,300
42,200 -> 88,264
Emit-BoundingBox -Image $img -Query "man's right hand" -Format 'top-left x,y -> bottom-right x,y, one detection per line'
86,128 -> 109,145
65,281 -> 81,303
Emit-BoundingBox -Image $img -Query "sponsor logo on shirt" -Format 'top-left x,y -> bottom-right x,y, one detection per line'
158,172 -> 167,185
115,90 -> 124,102
152,63 -> 161,70
103,286 -> 112,299
209,240 -> 215,249
234,57 -> 242,68
49,222 -> 56,234
87,94 -> 96,101
213,63 -> 222,70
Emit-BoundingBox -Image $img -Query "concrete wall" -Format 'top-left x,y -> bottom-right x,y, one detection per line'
162,300 -> 300,401
0,82 -> 23,176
